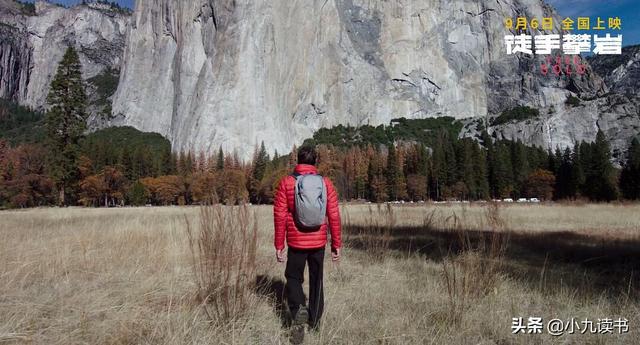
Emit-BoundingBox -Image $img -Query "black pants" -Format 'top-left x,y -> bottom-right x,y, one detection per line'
285,247 -> 325,328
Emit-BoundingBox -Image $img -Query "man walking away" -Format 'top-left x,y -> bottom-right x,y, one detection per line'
273,145 -> 341,344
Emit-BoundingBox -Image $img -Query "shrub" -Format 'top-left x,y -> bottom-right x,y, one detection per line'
492,106 -> 540,126
565,95 -> 581,107
441,202 -> 509,324
185,205 -> 258,323
127,180 -> 148,206
88,68 -> 120,107
0,99 -> 45,145
16,1 -> 36,15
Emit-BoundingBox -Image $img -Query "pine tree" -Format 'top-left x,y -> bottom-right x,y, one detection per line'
395,147 -> 408,200
253,141 -> 269,182
511,140 -> 530,197
366,151 -> 387,202
386,144 -> 399,200
366,160 -> 376,201
472,143 -> 489,200
128,180 -> 147,206
216,146 -> 224,171
568,143 -> 585,198
583,131 -> 618,201
121,147 -> 136,181
177,151 -> 186,176
620,138 -> 640,199
443,132 -> 457,187
169,151 -> 178,175
197,151 -> 207,172
481,131 -> 497,198
140,147 -> 155,178
430,133 -> 448,200
547,148 -> 558,173
554,148 -> 573,199
492,142 -> 514,198
45,46 -> 88,205
416,144 -> 429,176
456,139 -> 476,200
185,151 -> 194,176
249,141 -> 269,203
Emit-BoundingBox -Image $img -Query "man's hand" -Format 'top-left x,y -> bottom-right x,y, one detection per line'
276,249 -> 286,263
331,247 -> 341,262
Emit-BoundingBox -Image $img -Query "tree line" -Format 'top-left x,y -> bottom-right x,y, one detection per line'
1,46 -> 640,208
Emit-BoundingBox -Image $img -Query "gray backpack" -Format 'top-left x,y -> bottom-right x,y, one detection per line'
292,173 -> 327,231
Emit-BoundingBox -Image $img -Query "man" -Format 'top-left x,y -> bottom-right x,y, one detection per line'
273,145 -> 341,343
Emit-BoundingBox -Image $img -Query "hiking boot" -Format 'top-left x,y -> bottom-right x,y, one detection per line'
290,306 -> 308,345
308,321 -> 320,334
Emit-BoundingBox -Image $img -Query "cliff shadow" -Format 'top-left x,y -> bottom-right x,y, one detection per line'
344,224 -> 640,298
256,275 -> 290,328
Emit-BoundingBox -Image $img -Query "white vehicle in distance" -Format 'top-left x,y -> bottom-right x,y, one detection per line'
529,198 -> 540,203
503,198 -> 514,203
517,198 -> 528,203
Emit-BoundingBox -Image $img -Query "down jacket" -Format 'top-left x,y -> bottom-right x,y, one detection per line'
273,164 -> 341,250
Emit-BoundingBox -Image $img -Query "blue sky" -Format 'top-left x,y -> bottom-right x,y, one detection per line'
24,0 -> 639,47
546,0 -> 639,46
23,0 -> 134,9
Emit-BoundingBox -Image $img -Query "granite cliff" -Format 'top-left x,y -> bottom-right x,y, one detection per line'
467,45 -> 640,162
112,0 -> 620,156
0,0 -> 128,126
1,0 -> 638,158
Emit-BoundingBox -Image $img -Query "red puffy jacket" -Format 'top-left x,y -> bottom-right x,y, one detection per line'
273,164 -> 341,250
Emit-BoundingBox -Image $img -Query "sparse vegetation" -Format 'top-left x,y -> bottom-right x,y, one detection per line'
86,0 -> 133,14
566,95 -> 581,107
87,67 -> 119,120
304,116 -> 463,148
185,205 -> 258,323
492,106 -> 540,126
0,204 -> 638,344
15,1 -> 36,16
88,68 -> 119,107
343,204 -> 394,262
441,202 -> 509,324
0,98 -> 45,145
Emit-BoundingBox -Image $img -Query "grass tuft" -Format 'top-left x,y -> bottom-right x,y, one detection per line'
185,205 -> 258,323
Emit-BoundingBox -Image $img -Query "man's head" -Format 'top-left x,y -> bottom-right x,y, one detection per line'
297,145 -> 317,165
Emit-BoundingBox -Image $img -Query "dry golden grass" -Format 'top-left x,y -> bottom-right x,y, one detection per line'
0,203 -> 638,344
344,203 -> 640,235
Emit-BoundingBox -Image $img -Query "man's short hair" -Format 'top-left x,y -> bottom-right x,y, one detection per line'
298,145 -> 317,165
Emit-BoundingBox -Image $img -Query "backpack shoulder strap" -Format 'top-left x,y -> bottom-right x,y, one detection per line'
290,172 -> 323,180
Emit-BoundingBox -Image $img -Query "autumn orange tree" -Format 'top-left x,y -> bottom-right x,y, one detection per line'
3,105 -> 634,207
79,165 -> 127,207
191,171 -> 217,204
524,169 -> 556,200
140,175 -> 183,205
79,175 -> 105,207
0,144 -> 55,208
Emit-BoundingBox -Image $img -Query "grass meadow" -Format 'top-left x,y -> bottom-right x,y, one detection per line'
0,203 -> 639,344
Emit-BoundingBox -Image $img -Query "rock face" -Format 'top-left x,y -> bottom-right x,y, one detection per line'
589,44 -> 640,97
461,94 -> 640,162
114,0 -> 617,156
467,44 -> 640,163
2,0 -> 638,157
0,0 -> 128,125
